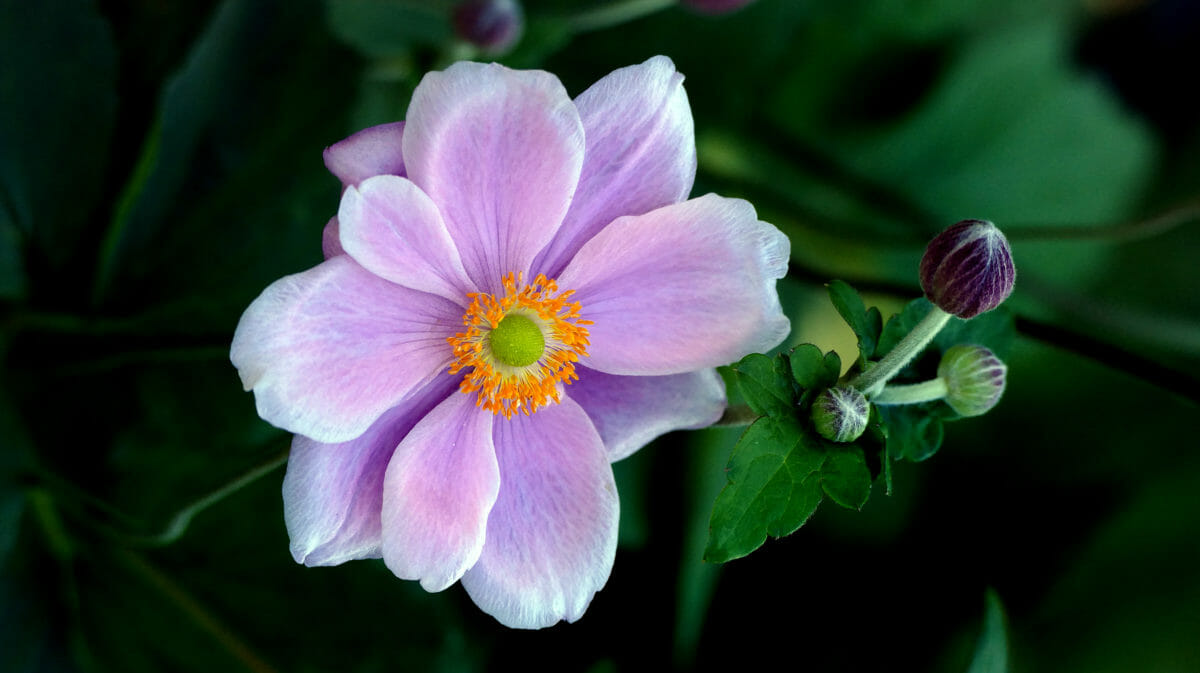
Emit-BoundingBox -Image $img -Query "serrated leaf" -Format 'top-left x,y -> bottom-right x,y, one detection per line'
707,409 -> 880,562
706,416 -> 824,563
789,343 -> 827,390
820,350 -> 843,387
828,280 -> 881,361
878,405 -> 945,462
732,352 -> 795,419
820,447 -> 872,510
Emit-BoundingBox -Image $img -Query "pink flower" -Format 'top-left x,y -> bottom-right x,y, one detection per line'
230,56 -> 789,628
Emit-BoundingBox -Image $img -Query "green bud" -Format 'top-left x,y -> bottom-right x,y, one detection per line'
811,386 -> 870,443
937,344 -> 1007,416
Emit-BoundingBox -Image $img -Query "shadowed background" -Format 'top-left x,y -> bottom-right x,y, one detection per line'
2,0 -> 1198,671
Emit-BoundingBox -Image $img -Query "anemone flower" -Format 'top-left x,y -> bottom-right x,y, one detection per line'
231,56 -> 789,629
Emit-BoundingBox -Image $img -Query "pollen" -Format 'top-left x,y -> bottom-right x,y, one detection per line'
447,272 -> 592,418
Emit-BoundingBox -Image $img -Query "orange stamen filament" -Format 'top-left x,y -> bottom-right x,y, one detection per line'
447,272 -> 592,418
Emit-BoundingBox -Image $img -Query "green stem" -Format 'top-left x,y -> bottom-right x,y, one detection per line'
565,0 -> 677,33
850,306 -> 952,396
872,378 -> 948,405
1004,199 -> 1200,243
133,450 -> 288,547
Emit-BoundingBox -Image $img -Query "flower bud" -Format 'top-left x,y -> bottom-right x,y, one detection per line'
937,345 -> 1007,417
811,387 -> 870,443
452,0 -> 523,54
919,219 -> 1015,319
681,0 -> 757,14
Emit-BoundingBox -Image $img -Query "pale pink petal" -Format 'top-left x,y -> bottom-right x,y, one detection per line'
381,392 -> 499,592
283,377 -> 458,566
403,61 -> 584,294
534,55 -> 696,277
568,366 -> 725,461
338,175 -> 475,302
230,255 -> 460,443
461,397 -> 618,629
323,121 -> 406,186
321,216 -> 343,259
557,194 -> 790,376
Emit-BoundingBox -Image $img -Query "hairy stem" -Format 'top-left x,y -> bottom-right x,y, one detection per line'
133,450 -> 288,547
872,378 -> 949,405
850,307 -> 952,395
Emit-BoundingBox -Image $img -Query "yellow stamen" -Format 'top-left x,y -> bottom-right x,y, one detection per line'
447,272 -> 592,418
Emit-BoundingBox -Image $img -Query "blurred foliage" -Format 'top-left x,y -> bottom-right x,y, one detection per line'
2,0 -> 1199,671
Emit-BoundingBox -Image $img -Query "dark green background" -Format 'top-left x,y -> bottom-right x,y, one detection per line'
3,0 -> 1198,671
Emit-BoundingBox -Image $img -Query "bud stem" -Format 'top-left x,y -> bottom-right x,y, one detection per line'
849,306 -> 952,396
872,378 -> 948,405
566,0 -> 676,32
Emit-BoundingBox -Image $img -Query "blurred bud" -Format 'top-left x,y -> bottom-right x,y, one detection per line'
681,0 -> 757,14
919,219 -> 1015,319
937,345 -> 1007,417
453,0 -> 523,54
811,387 -> 870,443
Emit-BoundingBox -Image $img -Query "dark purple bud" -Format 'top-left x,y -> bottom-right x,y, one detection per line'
811,387 -> 869,443
681,0 -> 757,14
452,0 -> 523,53
937,345 -> 1007,417
919,219 -> 1015,319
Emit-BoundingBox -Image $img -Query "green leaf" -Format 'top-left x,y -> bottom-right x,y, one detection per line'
792,344 -> 843,391
706,405 -> 877,562
965,589 -> 1009,673
820,350 -> 843,388
878,404 -> 945,462
706,416 -> 824,563
827,280 -> 882,361
0,0 -> 117,267
326,0 -> 450,57
789,343 -> 826,389
820,447 -> 872,510
95,0 -> 280,302
937,307 -> 1016,360
731,352 -> 795,419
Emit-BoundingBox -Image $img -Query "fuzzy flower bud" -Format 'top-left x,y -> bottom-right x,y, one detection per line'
919,219 -> 1015,319
811,386 -> 870,443
937,345 -> 1007,417
452,0 -> 523,54
681,0 -> 757,14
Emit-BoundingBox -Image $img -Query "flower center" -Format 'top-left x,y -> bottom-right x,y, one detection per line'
487,313 -> 544,367
447,272 -> 591,418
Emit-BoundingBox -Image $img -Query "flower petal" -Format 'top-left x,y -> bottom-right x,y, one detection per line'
557,194 -> 790,376
283,376 -> 458,567
381,391 -> 499,592
568,366 -> 726,462
323,121 -> 406,186
461,397 -> 618,629
230,255 -> 459,443
321,216 -> 343,259
534,55 -> 696,277
403,61 -> 584,294
338,175 -> 475,302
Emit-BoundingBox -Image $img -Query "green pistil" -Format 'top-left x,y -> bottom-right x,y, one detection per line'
488,314 -> 545,367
